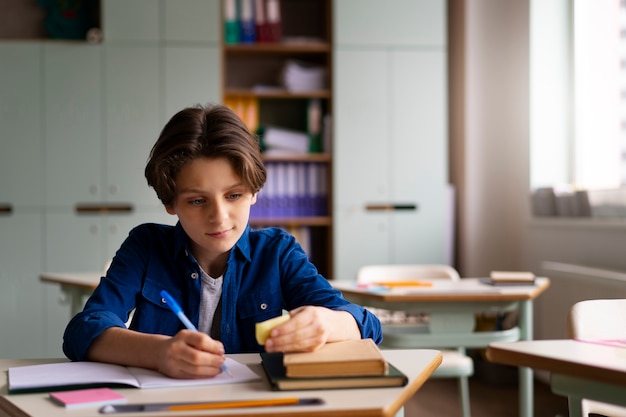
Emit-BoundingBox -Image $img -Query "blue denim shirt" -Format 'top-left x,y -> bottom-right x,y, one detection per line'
63,223 -> 382,361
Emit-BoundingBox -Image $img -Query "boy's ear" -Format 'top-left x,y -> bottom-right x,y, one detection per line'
165,205 -> 176,215
251,193 -> 258,205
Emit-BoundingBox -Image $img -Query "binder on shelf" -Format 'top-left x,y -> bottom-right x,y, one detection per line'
224,97 -> 258,133
275,162 -> 288,217
307,99 -> 322,153
239,0 -> 256,43
286,162 -> 298,217
318,164 -> 328,216
266,0 -> 282,42
296,163 -> 308,217
223,0 -> 240,44
305,163 -> 320,216
255,0 -> 271,42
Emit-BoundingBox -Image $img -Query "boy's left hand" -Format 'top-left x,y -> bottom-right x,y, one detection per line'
263,306 -> 359,353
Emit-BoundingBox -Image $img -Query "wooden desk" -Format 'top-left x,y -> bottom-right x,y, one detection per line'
0,349 -> 441,417
40,272 -> 101,317
487,339 -> 626,417
333,277 -> 550,417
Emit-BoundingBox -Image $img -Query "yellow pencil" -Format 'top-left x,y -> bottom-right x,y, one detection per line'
168,397 -> 300,411
373,280 -> 433,287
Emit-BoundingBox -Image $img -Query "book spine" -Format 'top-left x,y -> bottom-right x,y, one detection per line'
265,0 -> 282,42
239,0 -> 256,43
255,0 -> 270,42
223,0 -> 240,44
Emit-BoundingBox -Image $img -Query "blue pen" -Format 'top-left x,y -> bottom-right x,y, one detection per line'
160,290 -> 231,376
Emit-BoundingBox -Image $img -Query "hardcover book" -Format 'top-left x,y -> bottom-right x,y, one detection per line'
261,352 -> 407,391
283,338 -> 388,378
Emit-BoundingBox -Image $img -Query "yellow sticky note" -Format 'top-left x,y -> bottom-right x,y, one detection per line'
255,315 -> 290,345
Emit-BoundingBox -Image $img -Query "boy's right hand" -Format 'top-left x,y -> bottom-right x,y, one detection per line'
158,329 -> 226,379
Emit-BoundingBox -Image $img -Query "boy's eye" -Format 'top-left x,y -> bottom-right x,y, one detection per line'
189,198 -> 205,205
227,193 -> 242,201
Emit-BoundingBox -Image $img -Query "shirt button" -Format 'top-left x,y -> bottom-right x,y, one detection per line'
161,297 -> 166,304
260,303 -> 267,310
191,272 -> 199,279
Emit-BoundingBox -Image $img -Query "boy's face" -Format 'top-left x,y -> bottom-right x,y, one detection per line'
166,157 -> 257,268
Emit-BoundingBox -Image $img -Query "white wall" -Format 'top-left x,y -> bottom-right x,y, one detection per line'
451,0 -> 530,277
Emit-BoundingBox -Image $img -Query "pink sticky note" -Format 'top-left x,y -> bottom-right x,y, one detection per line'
49,387 -> 126,409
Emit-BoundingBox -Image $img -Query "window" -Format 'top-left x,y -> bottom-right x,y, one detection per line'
530,0 -> 626,217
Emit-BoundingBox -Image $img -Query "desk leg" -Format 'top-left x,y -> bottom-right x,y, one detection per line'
60,286 -> 87,318
518,300 -> 533,417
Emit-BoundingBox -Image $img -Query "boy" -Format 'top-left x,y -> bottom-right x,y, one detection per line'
63,103 -> 382,379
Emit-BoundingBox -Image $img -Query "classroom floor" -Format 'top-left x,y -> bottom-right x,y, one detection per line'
404,373 -> 570,417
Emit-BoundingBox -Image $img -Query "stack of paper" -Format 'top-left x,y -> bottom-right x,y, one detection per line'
262,126 -> 309,154
281,60 -> 326,92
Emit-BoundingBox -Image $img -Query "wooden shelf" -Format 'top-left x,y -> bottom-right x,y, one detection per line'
224,88 -> 330,99
224,42 -> 330,54
222,0 -> 333,276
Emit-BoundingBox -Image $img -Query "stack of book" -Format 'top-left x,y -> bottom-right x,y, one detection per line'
260,339 -> 408,390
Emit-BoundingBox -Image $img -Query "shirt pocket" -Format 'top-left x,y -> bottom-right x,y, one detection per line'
133,280 -> 181,334
237,291 -> 284,325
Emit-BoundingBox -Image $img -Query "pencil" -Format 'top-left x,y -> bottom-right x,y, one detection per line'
373,280 -> 433,287
168,397 -> 300,411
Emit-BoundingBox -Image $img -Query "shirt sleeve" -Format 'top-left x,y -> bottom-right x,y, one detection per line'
62,226 -> 151,361
276,231 -> 383,344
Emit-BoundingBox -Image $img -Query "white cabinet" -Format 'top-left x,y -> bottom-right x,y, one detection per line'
163,46 -> 221,120
0,43 -> 44,209
45,210 -> 175,272
44,43 -> 103,208
163,0 -> 220,43
105,45 -> 162,209
102,0 -> 160,42
0,213 -> 47,358
333,0 -> 450,279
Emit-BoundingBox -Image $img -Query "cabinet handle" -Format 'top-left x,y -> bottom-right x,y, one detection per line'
0,204 -> 13,214
75,204 -> 134,214
365,203 -> 418,212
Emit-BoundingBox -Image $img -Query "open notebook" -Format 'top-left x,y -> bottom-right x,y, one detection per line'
8,358 -> 259,394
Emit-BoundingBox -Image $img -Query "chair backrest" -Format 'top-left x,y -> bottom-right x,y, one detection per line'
567,298 -> 626,339
356,264 -> 460,283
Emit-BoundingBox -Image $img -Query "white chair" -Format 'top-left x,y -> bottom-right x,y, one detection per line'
567,299 -> 626,417
357,264 -> 474,417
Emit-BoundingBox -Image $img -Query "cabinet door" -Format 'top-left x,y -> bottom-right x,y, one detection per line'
334,49 -> 389,206
333,49 -> 391,278
333,48 -> 449,279
102,0 -> 160,42
389,49 -> 449,264
163,0 -> 220,43
0,213 -> 45,358
163,46 -> 221,121
334,0 -> 446,47
44,43 -> 103,208
105,45 -> 161,208
0,43 -> 44,208
45,212 -> 107,271
104,210 -> 177,258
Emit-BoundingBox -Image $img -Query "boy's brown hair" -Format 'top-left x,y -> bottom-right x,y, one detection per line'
145,103 -> 267,207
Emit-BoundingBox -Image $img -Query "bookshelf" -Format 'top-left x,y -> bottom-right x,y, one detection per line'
221,0 -> 333,277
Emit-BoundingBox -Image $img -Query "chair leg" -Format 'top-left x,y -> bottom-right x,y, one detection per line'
459,375 -> 471,417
